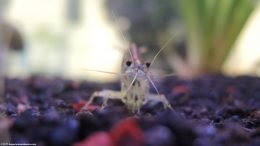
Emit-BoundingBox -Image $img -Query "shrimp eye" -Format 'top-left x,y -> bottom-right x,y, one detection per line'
126,61 -> 132,66
145,62 -> 151,68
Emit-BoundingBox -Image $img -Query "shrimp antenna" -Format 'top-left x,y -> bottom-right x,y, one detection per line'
111,11 -> 134,61
160,73 -> 177,78
150,32 -> 178,66
125,73 -> 138,93
147,75 -> 160,95
81,68 -> 120,76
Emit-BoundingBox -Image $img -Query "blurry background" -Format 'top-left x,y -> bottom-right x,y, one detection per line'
0,0 -> 260,82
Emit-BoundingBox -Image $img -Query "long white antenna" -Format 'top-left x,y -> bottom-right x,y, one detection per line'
160,73 -> 177,78
150,33 -> 177,66
111,11 -> 134,61
80,68 -> 120,75
125,73 -> 138,93
147,75 -> 160,95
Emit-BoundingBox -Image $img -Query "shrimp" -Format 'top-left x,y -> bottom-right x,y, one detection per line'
80,42 -> 173,114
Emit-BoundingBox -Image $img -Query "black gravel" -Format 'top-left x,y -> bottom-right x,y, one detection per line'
2,74 -> 260,146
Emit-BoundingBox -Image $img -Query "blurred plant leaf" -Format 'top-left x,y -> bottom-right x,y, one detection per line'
177,0 -> 255,76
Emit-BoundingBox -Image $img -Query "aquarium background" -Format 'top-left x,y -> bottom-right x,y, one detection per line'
0,0 -> 260,81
